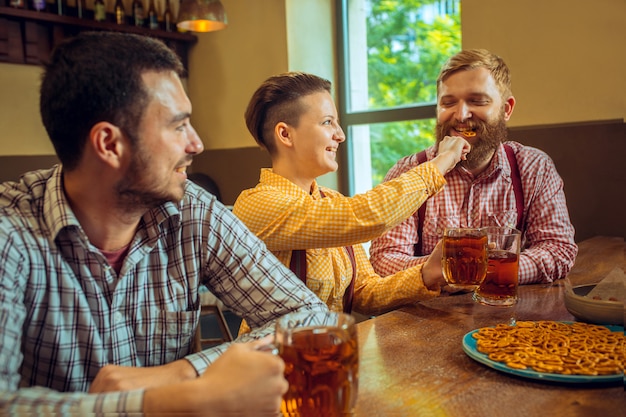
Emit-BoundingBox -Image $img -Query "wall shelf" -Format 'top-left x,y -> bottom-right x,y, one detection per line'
0,5 -> 197,70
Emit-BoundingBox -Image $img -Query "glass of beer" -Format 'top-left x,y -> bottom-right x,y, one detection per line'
275,311 -> 358,417
473,226 -> 521,306
442,227 -> 488,290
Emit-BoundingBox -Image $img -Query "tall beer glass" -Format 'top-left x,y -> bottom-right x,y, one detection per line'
474,226 -> 521,306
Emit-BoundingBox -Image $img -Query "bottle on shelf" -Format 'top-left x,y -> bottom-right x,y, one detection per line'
31,0 -> 46,11
94,0 -> 106,21
114,0 -> 125,24
9,0 -> 26,9
132,0 -> 144,27
162,0 -> 174,32
76,0 -> 86,18
55,0 -> 66,15
147,0 -> 158,29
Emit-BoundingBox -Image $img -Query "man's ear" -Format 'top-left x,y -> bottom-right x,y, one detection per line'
89,122 -> 126,168
275,122 -> 294,147
503,96 -> 516,121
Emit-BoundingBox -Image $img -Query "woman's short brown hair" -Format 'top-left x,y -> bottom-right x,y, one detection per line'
244,72 -> 331,154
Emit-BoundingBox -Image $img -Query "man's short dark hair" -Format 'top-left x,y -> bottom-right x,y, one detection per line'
39,32 -> 185,170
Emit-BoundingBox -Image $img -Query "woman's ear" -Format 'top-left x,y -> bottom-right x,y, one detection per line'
275,122 -> 294,147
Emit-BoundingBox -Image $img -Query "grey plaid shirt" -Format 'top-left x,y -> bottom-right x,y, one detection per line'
0,165 -> 326,415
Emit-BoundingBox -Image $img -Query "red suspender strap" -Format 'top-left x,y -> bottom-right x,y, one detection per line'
414,151 -> 428,256
503,143 -> 524,231
342,246 -> 357,314
289,249 -> 308,284
288,189 -> 357,314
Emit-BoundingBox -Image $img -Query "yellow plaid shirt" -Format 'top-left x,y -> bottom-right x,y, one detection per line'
233,162 -> 446,317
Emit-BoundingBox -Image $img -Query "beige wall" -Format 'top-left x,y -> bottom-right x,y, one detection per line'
2,0 -> 623,152
190,0 -> 339,192
0,0 -> 623,166
186,0 -> 334,153
0,63 -> 51,155
0,0 -> 623,237
286,0 -> 336,88
186,0 -> 289,152
462,0 -> 625,127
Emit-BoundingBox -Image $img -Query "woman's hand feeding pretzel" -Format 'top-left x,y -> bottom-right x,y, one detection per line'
431,136 -> 471,175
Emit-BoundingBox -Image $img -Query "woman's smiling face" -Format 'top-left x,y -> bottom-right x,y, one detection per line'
287,91 -> 346,179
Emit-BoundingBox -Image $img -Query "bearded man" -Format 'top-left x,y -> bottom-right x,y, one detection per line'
0,32 -> 329,416
370,49 -> 577,285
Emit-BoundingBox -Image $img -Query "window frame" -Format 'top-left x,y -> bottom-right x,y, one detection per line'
335,0 -> 439,196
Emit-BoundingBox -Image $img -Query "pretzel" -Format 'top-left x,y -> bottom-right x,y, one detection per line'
457,128 -> 476,138
472,321 -> 624,376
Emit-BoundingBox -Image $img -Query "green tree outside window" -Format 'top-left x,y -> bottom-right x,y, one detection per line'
364,0 -> 460,185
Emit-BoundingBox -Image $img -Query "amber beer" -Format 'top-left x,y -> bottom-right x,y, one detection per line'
276,312 -> 358,417
475,250 -> 519,302
442,228 -> 488,290
474,227 -> 521,306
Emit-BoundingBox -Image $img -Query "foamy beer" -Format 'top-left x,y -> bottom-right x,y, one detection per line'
442,228 -> 488,290
275,311 -> 358,417
474,226 -> 521,306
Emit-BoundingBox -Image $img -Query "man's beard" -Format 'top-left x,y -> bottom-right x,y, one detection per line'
115,145 -> 187,213
436,112 -> 509,170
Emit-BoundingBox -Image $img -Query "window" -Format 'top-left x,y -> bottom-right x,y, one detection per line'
336,0 -> 461,195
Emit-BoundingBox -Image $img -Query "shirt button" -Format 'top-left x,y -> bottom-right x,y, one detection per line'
114,312 -> 123,323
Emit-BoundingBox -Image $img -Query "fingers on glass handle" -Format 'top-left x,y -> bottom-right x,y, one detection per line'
255,343 -> 279,355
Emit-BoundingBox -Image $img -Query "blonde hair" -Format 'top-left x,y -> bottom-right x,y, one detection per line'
437,49 -> 512,98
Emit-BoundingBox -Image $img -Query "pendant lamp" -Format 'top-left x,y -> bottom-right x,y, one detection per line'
177,0 -> 228,32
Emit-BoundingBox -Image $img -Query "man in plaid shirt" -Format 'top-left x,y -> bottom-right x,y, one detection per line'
370,49 -> 577,285
0,32 -> 327,416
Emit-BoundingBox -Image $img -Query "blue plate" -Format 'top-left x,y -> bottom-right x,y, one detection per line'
462,324 -> 624,384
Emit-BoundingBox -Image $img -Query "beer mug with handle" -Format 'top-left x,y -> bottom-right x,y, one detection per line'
275,311 -> 359,417
442,227 -> 488,291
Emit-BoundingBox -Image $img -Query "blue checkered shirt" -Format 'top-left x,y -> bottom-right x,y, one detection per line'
0,165 -> 326,415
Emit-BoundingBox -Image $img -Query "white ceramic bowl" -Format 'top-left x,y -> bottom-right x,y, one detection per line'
564,283 -> 624,326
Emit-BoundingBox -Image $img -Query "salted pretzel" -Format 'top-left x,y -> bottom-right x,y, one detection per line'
472,321 -> 624,376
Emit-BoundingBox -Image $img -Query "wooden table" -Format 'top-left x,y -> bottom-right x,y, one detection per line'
354,236 -> 625,417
